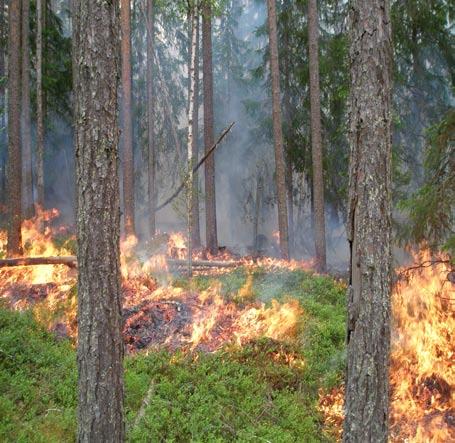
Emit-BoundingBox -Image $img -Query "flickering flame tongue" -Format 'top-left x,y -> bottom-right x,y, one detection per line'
0,207 -> 75,287
389,252 -> 454,442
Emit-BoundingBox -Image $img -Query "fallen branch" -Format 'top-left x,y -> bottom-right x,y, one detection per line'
0,256 -> 77,268
0,256 -> 239,270
131,380 -> 155,431
167,259 -> 238,268
155,122 -> 235,212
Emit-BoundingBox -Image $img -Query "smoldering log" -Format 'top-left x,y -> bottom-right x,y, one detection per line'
0,256 -> 78,268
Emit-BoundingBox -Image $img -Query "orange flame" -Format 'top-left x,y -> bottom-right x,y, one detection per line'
318,251 -> 455,442
0,213 -> 303,355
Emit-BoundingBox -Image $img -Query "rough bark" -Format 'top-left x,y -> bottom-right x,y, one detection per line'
73,0 -> 124,440
191,12 -> 201,248
0,0 -> 5,203
21,0 -> 34,218
120,0 -> 135,237
343,0 -> 393,441
36,0 -> 45,208
187,6 -> 198,275
202,1 -> 218,255
146,0 -> 156,237
7,0 -> 23,257
308,0 -> 327,272
266,0 -> 289,260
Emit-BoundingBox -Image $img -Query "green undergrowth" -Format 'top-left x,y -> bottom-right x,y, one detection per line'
0,269 -> 346,442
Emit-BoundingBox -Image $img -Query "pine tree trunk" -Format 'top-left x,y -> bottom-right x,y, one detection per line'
21,0 -> 34,219
36,0 -> 45,209
202,1 -> 218,255
120,0 -> 135,237
73,0 -> 124,440
343,0 -> 393,441
0,0 -> 6,205
266,0 -> 289,259
146,0 -> 156,237
283,0 -> 294,256
7,0 -> 23,257
308,0 -> 326,272
187,6 -> 198,275
191,12 -> 201,248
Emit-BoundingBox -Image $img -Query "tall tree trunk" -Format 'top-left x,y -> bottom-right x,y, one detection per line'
7,0 -> 23,256
343,0 -> 393,441
282,0 -> 294,255
266,0 -> 289,259
120,0 -> 135,237
36,0 -> 45,208
21,0 -> 33,219
191,13 -> 201,248
202,1 -> 218,255
187,5 -> 198,275
308,0 -> 326,272
73,0 -> 124,440
146,0 -> 156,237
191,11 -> 201,247
0,0 -> 6,204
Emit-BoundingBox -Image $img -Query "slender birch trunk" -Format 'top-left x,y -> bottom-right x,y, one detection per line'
191,11 -> 201,247
187,5 -> 198,275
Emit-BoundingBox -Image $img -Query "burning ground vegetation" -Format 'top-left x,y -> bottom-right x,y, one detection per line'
0,209 -> 453,442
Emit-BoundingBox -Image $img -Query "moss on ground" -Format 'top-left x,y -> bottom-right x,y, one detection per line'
0,269 -> 346,442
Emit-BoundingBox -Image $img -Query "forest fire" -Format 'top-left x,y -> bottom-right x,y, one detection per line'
0,209 -> 302,352
319,254 -> 455,442
1,210 -> 453,440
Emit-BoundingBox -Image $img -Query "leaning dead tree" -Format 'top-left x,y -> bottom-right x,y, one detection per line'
155,122 -> 235,212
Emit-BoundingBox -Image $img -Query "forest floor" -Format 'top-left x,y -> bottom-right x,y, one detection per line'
0,267 -> 346,442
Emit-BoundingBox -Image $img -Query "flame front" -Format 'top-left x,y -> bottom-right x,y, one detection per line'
0,211 -> 302,353
390,253 -> 454,441
3,211 -> 450,440
319,252 -> 455,442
